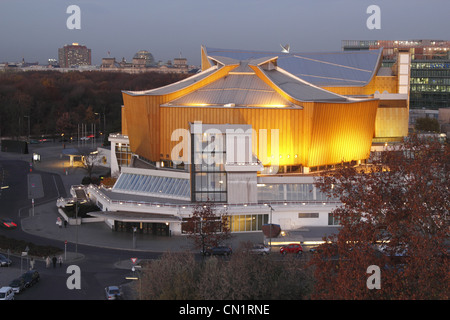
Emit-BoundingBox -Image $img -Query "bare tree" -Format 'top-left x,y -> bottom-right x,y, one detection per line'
80,149 -> 100,178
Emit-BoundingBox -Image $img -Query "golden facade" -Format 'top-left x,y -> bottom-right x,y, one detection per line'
121,46 -> 409,171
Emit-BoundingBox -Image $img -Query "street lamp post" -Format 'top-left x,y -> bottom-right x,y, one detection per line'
267,204 -> 274,249
132,227 -> 137,249
74,199 -> 79,257
24,115 -> 30,142
94,112 -> 106,141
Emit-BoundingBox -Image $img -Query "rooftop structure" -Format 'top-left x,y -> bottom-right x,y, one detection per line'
100,50 -> 192,74
343,39 -> 450,110
203,47 -> 384,87
342,39 -> 450,60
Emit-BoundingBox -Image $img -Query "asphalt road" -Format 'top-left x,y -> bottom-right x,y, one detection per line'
0,159 -> 159,300
0,159 -> 67,247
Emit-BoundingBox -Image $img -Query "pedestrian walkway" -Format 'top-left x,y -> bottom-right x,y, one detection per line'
0,143 -> 342,292
1,143 -> 340,260
20,200 -> 266,253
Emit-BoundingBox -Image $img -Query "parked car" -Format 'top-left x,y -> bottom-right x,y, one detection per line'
203,246 -> 233,256
105,286 -> 122,300
0,254 -> 12,267
248,244 -> 270,255
0,287 -> 14,300
9,278 -> 26,294
280,243 -> 303,255
21,270 -> 40,288
0,218 -> 17,229
80,135 -> 94,141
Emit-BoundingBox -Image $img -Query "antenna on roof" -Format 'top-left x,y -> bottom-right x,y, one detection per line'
280,44 -> 290,53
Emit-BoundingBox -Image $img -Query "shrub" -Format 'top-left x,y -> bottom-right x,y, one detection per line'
0,235 -> 61,257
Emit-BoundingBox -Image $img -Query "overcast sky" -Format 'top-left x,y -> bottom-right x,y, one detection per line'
1,0 -> 449,66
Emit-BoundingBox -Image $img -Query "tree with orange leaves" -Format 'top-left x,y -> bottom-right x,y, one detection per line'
183,201 -> 231,255
310,134 -> 449,299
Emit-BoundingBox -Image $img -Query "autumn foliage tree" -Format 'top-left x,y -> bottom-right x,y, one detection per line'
135,250 -> 313,300
183,201 -> 231,253
0,71 -> 189,138
310,134 -> 449,299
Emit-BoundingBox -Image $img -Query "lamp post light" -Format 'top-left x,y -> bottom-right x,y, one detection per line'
24,115 -> 30,142
74,199 -> 79,257
94,112 -> 106,141
132,226 -> 137,249
267,204 -> 274,249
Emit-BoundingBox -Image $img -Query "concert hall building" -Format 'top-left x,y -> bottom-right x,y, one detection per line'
85,46 -> 410,237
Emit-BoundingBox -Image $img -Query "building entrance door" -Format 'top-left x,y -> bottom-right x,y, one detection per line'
114,221 -> 170,236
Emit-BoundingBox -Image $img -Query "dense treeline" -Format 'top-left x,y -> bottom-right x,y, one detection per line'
0,70 -> 189,139
133,250 -> 314,300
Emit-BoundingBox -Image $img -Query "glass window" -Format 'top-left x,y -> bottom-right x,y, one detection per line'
113,173 -> 190,199
230,214 -> 268,232
328,213 -> 340,225
191,132 -> 227,203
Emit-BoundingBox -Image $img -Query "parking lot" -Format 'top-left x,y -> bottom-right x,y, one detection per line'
0,266 -> 22,289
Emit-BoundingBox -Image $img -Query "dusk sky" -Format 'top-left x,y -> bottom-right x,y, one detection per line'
1,0 -> 449,66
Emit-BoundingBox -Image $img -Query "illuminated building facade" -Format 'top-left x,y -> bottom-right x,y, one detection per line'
343,39 -> 450,110
58,43 -> 92,68
86,46 -> 410,236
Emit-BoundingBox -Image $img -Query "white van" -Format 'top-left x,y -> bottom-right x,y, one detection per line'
0,286 -> 15,300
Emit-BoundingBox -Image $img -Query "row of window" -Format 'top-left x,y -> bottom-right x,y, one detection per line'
191,132 -> 228,203
257,183 -> 336,202
411,78 -> 450,85
194,172 -> 227,192
194,192 -> 227,202
410,92 -> 450,107
229,214 -> 269,232
241,212 -> 338,230
410,85 -> 450,93
411,69 -> 450,77
181,212 -> 339,234
411,62 -> 450,69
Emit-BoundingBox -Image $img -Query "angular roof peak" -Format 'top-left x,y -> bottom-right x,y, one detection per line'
204,46 -> 383,87
123,46 -> 378,104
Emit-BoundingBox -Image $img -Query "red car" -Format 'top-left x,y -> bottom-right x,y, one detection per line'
0,218 -> 17,229
280,243 -> 303,255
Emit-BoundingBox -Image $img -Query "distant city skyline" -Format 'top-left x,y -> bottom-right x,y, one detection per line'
1,0 -> 450,66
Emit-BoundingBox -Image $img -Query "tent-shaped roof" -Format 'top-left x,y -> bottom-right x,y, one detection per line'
123,50 -> 368,104
204,46 -> 383,87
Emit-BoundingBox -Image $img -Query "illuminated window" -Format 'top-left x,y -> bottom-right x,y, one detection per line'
115,143 -> 131,168
230,214 -> 268,232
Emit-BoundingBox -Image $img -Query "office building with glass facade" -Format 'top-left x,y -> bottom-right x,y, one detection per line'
343,39 -> 450,111
58,43 -> 92,68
